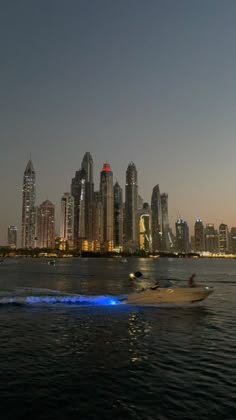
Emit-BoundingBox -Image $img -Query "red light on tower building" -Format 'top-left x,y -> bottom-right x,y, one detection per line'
101,162 -> 112,172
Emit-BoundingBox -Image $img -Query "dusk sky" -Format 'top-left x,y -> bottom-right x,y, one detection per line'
1,0 -> 236,244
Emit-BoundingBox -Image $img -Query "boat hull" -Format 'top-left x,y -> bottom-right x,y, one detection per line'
125,286 -> 213,305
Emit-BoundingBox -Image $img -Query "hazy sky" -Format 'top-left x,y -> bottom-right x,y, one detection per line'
1,0 -> 236,244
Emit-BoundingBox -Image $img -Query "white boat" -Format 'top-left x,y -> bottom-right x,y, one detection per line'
123,272 -> 214,305
119,258 -> 128,263
124,285 -> 213,305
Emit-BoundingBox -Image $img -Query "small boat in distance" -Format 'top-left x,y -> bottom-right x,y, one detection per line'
48,259 -> 56,266
119,258 -> 128,263
124,272 -> 214,305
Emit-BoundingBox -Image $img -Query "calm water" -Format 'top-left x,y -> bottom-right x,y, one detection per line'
0,258 -> 235,420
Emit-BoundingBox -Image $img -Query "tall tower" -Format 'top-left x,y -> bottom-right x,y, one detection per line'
71,168 -> 86,249
81,152 -> 94,242
125,162 -> 138,249
138,203 -> 151,253
151,185 -> 162,253
161,193 -> 171,251
229,227 -> 236,254
113,181 -> 123,250
100,162 -> 113,252
8,225 -> 17,249
60,193 -> 74,250
36,200 -> 55,249
194,219 -> 205,252
175,218 -> 190,253
219,223 -> 228,253
21,159 -> 36,248
93,191 -> 103,251
205,224 -> 219,253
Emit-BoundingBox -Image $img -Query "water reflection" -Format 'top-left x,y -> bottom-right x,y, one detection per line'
128,311 -> 152,363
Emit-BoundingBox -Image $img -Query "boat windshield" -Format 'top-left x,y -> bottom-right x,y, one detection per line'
158,279 -> 175,288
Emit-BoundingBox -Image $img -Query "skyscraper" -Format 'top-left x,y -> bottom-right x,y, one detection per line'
100,162 -> 113,252
125,162 -> 138,250
151,185 -> 162,253
81,152 -> 94,242
194,219 -> 205,252
219,223 -> 228,253
205,224 -> 219,253
229,227 -> 236,254
113,181 -> 123,250
175,218 -> 190,253
92,191 -> 103,251
21,160 -> 36,248
8,225 -> 17,248
60,193 -> 74,250
161,193 -> 171,251
36,200 -> 55,249
71,168 -> 86,249
138,203 -> 151,253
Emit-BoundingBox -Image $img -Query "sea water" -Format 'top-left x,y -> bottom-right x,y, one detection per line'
0,257 -> 235,420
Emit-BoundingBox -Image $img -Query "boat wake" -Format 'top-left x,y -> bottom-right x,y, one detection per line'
0,289 -> 125,306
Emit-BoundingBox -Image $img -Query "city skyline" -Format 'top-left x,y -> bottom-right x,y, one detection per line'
1,154 -> 236,248
1,1 -> 236,243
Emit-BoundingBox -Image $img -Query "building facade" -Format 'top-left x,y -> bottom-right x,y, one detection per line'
229,227 -> 236,254
60,193 -> 74,250
92,191 -> 103,251
81,152 -> 94,242
175,218 -> 190,253
205,224 -> 219,253
219,223 -> 228,253
36,200 -> 55,249
21,160 -> 36,248
8,225 -> 17,248
161,193 -> 171,251
151,184 -> 162,253
138,203 -> 151,253
194,218 -> 205,252
71,168 -> 86,250
125,162 -> 138,251
100,163 -> 114,252
113,181 -> 123,251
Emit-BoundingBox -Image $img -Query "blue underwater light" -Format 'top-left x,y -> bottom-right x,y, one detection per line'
24,295 -> 122,305
0,294 -> 127,306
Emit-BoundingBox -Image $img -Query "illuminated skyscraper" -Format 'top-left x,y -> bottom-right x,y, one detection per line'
219,223 -> 228,253
125,162 -> 138,249
205,224 -> 219,253
161,193 -> 171,251
100,162 -> 113,251
36,200 -> 55,249
175,218 -> 190,253
71,168 -> 86,249
21,160 -> 36,248
138,203 -> 151,252
113,181 -> 123,250
60,193 -> 74,250
229,227 -> 236,254
92,191 -> 103,251
194,219 -> 205,252
8,225 -> 17,248
81,152 -> 94,242
151,185 -> 162,253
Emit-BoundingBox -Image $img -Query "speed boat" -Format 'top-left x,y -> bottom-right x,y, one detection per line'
123,272 -> 214,305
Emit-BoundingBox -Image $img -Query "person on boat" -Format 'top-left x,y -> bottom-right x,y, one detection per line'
188,273 -> 196,287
